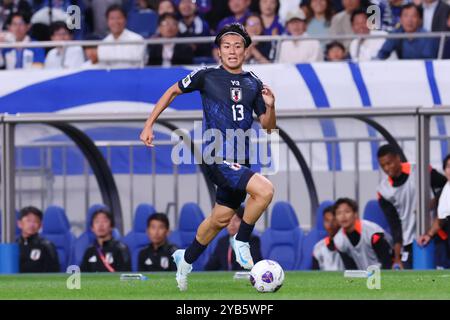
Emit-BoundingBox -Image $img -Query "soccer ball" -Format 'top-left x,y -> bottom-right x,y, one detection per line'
249,259 -> 284,293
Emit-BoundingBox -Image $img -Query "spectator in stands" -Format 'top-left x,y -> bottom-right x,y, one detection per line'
279,0 -> 303,24
138,213 -> 178,271
17,206 -> 60,273
244,13 -> 273,63
0,0 -> 32,31
82,34 -> 101,68
98,4 -> 146,68
80,208 -> 131,272
204,0 -> 232,31
325,40 -> 347,61
418,154 -> 450,268
205,212 -> 262,271
259,0 -> 284,35
216,0 -> 251,33
0,12 -> 45,69
84,0 -> 123,38
421,0 -> 450,32
333,198 -> 393,270
374,0 -> 410,31
329,0 -> 362,48
157,0 -> 177,16
376,144 -> 447,269
444,11 -> 450,59
45,21 -> 85,69
349,9 -> 389,61
147,12 -> 194,66
306,0 -> 334,37
377,4 -> 439,59
312,205 -> 345,271
134,0 -> 158,11
278,10 -> 323,63
177,0 -> 212,58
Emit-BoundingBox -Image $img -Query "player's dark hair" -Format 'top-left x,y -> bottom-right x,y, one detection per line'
400,3 -> 423,19
91,208 -> 115,227
158,12 -> 178,26
333,198 -> 359,215
377,144 -> 399,158
443,154 -> 450,171
215,23 -> 252,48
351,8 -> 368,24
19,206 -> 43,221
147,213 -> 170,229
106,4 -> 127,19
322,205 -> 334,216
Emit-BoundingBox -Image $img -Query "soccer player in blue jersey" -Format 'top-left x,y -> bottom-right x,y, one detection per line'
140,23 -> 277,291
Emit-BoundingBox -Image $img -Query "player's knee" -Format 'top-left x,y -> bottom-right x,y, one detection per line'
258,180 -> 274,204
210,215 -> 231,230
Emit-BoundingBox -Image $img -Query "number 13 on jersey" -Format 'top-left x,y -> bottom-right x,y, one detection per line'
232,104 -> 244,121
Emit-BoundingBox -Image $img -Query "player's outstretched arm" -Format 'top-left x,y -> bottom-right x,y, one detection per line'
140,83 -> 183,147
259,85 -> 276,132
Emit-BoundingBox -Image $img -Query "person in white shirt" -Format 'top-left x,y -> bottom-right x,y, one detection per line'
0,12 -> 46,70
278,0 -> 301,24
98,4 -> 146,68
279,10 -> 323,63
349,9 -> 389,62
45,21 -> 85,69
419,154 -> 450,249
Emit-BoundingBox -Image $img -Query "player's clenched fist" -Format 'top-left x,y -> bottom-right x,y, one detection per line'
140,125 -> 155,147
262,85 -> 275,109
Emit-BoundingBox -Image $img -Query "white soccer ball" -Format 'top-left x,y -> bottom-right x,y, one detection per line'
249,259 -> 284,293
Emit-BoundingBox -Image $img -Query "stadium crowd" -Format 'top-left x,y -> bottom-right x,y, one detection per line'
0,0 -> 450,69
14,144 -> 450,273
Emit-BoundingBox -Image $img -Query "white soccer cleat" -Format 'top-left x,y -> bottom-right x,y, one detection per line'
231,235 -> 254,270
172,249 -> 192,291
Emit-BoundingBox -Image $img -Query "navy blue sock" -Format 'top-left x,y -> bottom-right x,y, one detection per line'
236,220 -> 255,243
184,238 -> 207,264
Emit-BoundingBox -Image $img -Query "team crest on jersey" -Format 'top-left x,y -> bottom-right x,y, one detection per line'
230,87 -> 242,103
106,252 -> 114,264
30,249 -> 41,261
160,257 -> 169,269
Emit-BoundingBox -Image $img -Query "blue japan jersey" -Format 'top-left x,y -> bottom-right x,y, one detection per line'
178,66 -> 266,162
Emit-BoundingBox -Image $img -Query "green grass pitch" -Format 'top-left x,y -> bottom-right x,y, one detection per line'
1,270 -> 450,300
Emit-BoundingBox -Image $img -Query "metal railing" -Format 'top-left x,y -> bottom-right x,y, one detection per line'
0,31 -> 448,66
1,107 -> 448,243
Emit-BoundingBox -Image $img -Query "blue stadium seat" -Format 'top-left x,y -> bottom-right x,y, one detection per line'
298,201 -> 333,270
122,203 -> 156,271
0,211 -> 21,239
261,201 -> 304,270
41,206 -> 76,271
71,204 -> 122,266
363,200 -> 391,235
168,203 -> 207,271
126,10 -> 158,38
